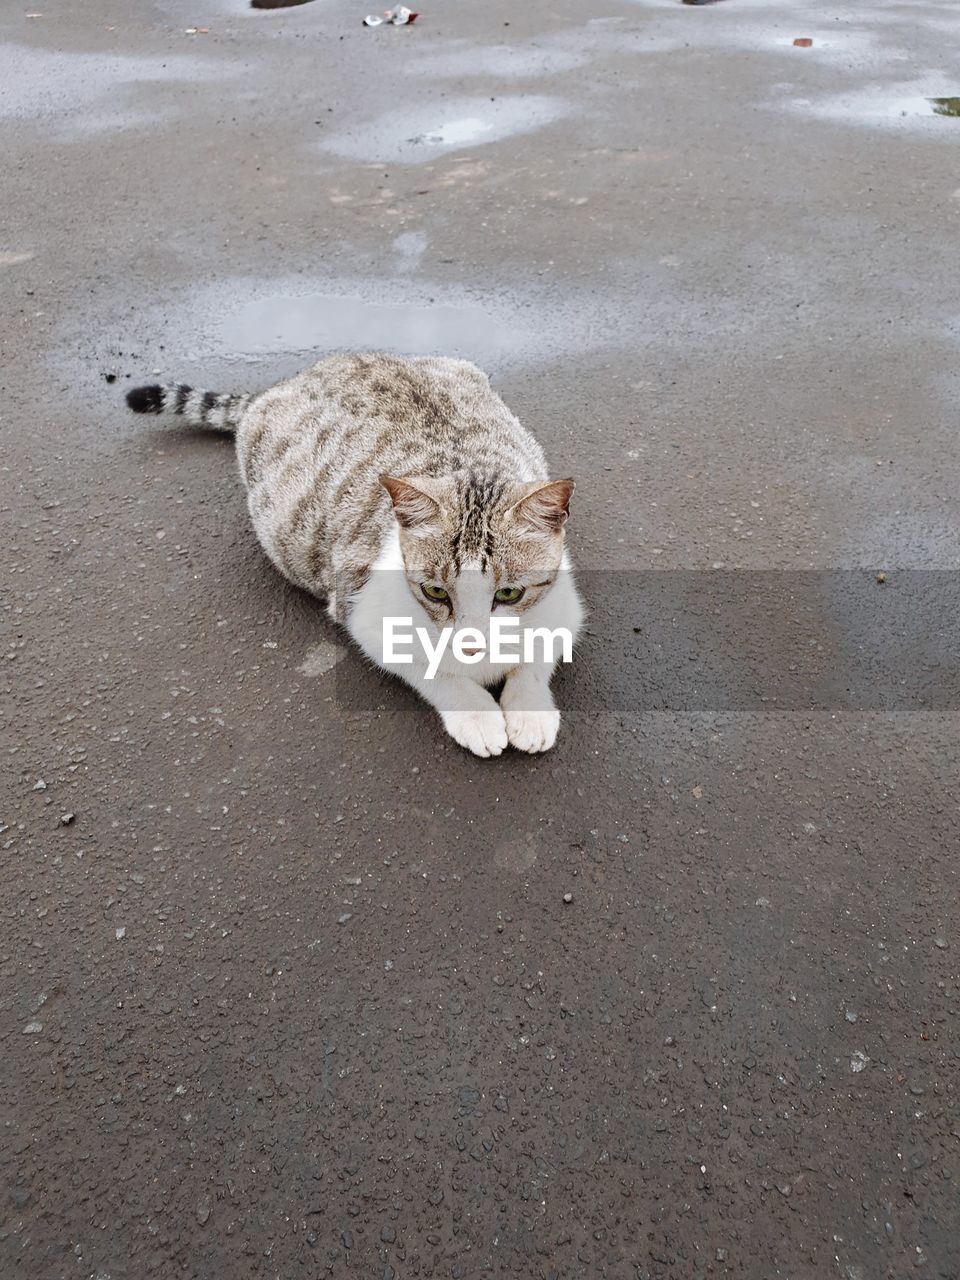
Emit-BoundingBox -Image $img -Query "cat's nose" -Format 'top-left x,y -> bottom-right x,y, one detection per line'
460,647 -> 482,657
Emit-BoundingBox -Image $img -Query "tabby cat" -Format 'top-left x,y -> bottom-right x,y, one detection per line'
127,354 -> 584,756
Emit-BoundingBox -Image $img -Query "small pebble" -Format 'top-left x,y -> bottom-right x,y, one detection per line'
933,936 -> 948,949
60,813 -> 75,826
196,1201 -> 210,1225
115,927 -> 126,940
23,1022 -> 43,1035
381,1226 -> 396,1243
338,912 -> 353,925
341,1229 -> 354,1249
845,1009 -> 858,1023
33,779 -> 46,791
562,892 -> 573,904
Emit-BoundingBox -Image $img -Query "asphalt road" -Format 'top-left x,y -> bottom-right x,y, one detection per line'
2,0 -> 959,1276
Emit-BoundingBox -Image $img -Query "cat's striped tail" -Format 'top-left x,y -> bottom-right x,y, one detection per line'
125,383 -> 252,433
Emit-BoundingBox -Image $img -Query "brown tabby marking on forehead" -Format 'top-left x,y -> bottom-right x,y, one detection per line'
451,471 -> 510,574
382,473 -> 573,584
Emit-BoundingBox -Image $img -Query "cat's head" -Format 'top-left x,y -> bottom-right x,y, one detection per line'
380,472 -> 573,636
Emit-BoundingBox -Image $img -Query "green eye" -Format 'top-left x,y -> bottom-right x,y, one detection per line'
421,583 -> 450,602
494,586 -> 525,604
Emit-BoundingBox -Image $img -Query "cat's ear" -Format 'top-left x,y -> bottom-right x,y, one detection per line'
508,479 -> 574,534
380,474 -> 445,530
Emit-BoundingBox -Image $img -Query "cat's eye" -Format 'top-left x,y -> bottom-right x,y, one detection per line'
494,586 -> 525,604
421,583 -> 450,602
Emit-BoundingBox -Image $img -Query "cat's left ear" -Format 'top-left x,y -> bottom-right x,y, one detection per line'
508,479 -> 574,534
379,474 -> 446,530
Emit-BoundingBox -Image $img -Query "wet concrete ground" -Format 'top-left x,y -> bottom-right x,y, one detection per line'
2,0 -> 959,1276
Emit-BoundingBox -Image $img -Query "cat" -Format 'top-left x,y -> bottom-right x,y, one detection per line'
126,353 -> 584,756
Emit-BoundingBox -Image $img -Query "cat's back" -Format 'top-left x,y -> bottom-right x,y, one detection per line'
238,353 -> 543,485
236,352 -> 547,596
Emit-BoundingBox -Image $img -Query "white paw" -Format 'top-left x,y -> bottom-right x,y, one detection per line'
504,707 -> 560,754
442,708 -> 508,758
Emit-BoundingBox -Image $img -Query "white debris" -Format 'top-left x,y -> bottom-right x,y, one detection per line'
364,5 -> 417,26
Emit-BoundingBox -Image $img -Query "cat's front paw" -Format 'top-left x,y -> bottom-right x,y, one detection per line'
505,707 -> 560,754
442,708 -> 508,758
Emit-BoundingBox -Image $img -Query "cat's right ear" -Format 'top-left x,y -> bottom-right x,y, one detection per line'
379,475 -> 443,530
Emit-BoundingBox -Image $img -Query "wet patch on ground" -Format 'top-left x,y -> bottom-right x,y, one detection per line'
68,274 -> 636,387
319,95 -> 571,164
219,292 -> 541,365
0,42 -> 228,134
788,78 -> 960,127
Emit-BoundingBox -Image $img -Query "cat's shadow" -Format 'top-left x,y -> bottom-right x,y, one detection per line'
142,423 -> 237,454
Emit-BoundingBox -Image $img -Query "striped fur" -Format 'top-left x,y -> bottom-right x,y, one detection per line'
126,382 -> 252,433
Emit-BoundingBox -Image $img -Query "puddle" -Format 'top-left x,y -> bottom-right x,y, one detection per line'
250,0 -> 315,7
320,95 -> 570,164
105,272 -> 634,386
410,118 -> 493,147
788,80 -> 960,129
219,293 -> 527,363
